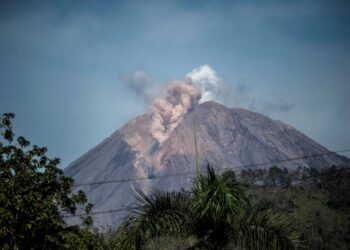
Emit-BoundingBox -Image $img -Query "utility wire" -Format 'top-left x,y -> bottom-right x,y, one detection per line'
228,149 -> 350,169
73,171 -> 196,187
64,149 -> 350,218
65,164 -> 350,219
72,149 -> 350,187
63,207 -> 127,218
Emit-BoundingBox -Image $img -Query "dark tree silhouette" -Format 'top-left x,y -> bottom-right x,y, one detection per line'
0,113 -> 93,249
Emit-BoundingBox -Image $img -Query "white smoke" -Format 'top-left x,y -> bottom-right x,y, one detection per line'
126,65 -> 231,143
186,65 -> 254,109
186,64 -> 222,103
150,78 -> 201,143
126,64 -> 293,143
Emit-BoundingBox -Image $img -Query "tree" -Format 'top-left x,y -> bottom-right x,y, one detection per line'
300,167 -> 320,188
123,165 -> 297,250
265,166 -> 292,188
255,168 -> 268,186
0,113 -> 93,249
319,166 -> 350,210
241,169 -> 256,186
191,167 -> 248,249
123,190 -> 191,249
265,166 -> 284,187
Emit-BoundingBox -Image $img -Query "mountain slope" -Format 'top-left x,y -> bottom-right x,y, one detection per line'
64,101 -> 349,227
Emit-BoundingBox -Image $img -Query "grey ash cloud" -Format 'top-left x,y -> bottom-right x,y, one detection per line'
126,70 -> 160,104
126,65 -> 295,118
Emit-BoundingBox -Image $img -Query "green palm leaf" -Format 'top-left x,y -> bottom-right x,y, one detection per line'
122,189 -> 191,248
122,166 -> 298,250
192,165 -> 248,224
232,205 -> 299,250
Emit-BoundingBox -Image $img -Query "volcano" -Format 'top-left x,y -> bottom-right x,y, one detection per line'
64,101 -> 349,227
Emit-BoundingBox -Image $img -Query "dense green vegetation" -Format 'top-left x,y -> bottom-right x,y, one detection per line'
0,113 -> 97,249
121,166 -> 296,249
1,113 -> 349,249
243,166 -> 350,250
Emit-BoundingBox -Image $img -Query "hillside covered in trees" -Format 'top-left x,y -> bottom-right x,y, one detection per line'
242,166 -> 350,250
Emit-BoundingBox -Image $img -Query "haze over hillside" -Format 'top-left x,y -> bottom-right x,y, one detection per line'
65,101 -> 349,227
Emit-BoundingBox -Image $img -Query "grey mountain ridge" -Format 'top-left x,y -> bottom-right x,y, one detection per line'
64,101 -> 349,228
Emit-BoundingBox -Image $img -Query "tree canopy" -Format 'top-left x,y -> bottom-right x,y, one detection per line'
0,113 -> 93,249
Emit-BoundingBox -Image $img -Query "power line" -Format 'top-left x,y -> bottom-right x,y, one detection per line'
72,149 -> 350,187
65,150 -> 350,218
63,207 -> 127,218
224,149 -> 350,170
65,167 -> 350,219
73,171 -> 196,187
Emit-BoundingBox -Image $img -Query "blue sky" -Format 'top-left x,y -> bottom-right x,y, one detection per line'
1,0 -> 349,167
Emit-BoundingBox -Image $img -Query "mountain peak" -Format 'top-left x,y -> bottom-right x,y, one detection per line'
64,103 -> 349,227
196,100 -> 232,113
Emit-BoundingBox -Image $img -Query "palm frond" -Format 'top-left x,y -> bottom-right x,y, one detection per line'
122,189 -> 192,247
121,166 -> 299,250
232,206 -> 299,250
192,165 -> 248,224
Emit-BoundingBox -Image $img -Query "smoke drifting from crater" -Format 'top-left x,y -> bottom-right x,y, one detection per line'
150,78 -> 201,143
127,64 -> 292,144
125,65 -> 221,143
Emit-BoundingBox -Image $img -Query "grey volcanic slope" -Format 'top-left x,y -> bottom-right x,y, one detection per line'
64,101 -> 349,228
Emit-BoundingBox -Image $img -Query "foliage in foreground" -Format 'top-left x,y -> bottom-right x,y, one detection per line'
122,166 -> 297,250
0,113 -> 93,249
246,165 -> 350,250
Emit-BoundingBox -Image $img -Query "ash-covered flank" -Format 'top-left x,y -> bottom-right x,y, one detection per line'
64,101 -> 349,228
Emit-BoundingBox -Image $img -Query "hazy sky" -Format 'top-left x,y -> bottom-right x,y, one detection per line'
1,0 -> 349,167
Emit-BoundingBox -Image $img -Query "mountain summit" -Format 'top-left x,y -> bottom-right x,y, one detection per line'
64,101 -> 349,227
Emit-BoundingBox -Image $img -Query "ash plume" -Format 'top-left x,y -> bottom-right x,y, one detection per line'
126,64 -> 294,144
150,78 -> 201,143
126,70 -> 160,104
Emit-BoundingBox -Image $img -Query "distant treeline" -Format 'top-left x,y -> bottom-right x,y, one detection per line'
240,165 -> 350,210
241,165 -> 350,249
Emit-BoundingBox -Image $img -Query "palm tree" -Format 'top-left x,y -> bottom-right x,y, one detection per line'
191,167 -> 248,249
122,190 -> 192,249
122,165 -> 297,250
